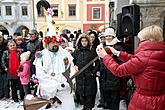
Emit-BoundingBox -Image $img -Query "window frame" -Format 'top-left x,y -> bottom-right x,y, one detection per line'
51,4 -> 58,17
5,6 -> 12,16
21,6 -> 28,16
68,4 -> 76,16
0,6 -> 1,16
92,7 -> 101,20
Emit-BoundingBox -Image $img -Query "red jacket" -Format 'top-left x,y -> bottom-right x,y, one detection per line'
103,41 -> 165,110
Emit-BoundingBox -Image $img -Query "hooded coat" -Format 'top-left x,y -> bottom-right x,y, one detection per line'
72,35 -> 99,96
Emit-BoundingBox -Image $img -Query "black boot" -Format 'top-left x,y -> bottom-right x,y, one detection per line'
97,103 -> 104,108
45,96 -> 62,109
83,106 -> 92,110
45,103 -> 51,109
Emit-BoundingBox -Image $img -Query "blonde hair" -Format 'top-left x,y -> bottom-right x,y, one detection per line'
7,40 -> 16,46
138,25 -> 164,42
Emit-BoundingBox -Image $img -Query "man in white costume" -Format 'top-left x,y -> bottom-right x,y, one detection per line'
33,8 -> 76,110
33,40 -> 76,110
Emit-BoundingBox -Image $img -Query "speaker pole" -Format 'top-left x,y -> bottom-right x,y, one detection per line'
163,16 -> 165,41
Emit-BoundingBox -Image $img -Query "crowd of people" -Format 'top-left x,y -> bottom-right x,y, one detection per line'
0,24 -> 164,110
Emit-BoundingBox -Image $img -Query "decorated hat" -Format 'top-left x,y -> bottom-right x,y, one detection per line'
44,8 -> 62,44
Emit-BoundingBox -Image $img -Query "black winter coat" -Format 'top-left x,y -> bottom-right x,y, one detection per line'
26,38 -> 43,62
0,40 -> 8,72
100,42 -> 124,91
72,47 -> 99,96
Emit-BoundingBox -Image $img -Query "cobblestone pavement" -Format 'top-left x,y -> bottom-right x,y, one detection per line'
0,94 -> 102,110
0,78 -> 104,110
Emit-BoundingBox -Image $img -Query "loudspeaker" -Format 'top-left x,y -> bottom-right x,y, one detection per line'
121,4 -> 140,36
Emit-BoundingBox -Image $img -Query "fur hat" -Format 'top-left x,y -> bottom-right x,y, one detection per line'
20,51 -> 31,61
104,28 -> 116,37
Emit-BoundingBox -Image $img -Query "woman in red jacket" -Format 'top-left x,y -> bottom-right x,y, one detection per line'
96,25 -> 165,110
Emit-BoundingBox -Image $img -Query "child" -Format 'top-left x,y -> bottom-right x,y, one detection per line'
18,51 -> 31,95
1,40 -> 25,102
72,34 -> 99,110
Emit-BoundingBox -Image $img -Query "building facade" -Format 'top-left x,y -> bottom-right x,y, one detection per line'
0,0 -> 33,36
114,0 -> 165,29
35,0 -> 110,35
35,0 -> 84,36
82,0 -> 109,32
133,0 -> 165,29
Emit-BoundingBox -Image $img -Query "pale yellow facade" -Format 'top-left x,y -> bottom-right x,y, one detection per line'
35,0 -> 84,36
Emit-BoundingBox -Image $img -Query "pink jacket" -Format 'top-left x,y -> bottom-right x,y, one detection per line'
103,41 -> 165,110
18,60 -> 31,85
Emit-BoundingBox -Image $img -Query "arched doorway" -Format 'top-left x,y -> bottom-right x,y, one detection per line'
0,25 -> 9,35
61,29 -> 71,34
36,0 -> 50,17
15,26 -> 29,37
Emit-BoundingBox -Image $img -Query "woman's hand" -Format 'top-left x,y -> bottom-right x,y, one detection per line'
109,47 -> 120,56
96,46 -> 108,58
74,65 -> 79,74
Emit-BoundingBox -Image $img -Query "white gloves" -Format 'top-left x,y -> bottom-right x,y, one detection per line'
96,45 -> 108,58
96,45 -> 120,58
109,47 -> 120,56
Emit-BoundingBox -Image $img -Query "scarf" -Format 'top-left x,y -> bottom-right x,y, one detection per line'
9,49 -> 19,77
106,37 -> 121,46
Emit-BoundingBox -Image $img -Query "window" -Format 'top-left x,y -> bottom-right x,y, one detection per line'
22,6 -> 28,16
38,6 -> 44,17
0,7 -> 1,16
68,5 -> 76,16
52,5 -> 58,16
93,7 -> 101,19
6,6 -> 12,16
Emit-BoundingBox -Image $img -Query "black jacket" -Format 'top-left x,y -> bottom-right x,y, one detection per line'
72,36 -> 99,96
100,42 -> 125,91
0,39 -> 8,72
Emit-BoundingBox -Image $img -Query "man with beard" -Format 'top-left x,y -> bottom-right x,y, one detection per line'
33,35 -> 76,110
0,31 -> 9,99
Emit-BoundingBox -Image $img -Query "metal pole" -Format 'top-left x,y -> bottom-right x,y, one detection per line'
109,2 -> 111,27
163,16 -> 165,41
32,0 -> 36,29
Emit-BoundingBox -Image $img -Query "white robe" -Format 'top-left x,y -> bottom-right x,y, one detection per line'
33,47 -> 75,110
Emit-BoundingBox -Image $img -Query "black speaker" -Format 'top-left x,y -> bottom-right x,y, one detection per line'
121,4 -> 140,36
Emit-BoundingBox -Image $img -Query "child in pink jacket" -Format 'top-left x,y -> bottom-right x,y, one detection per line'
18,51 -> 31,95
